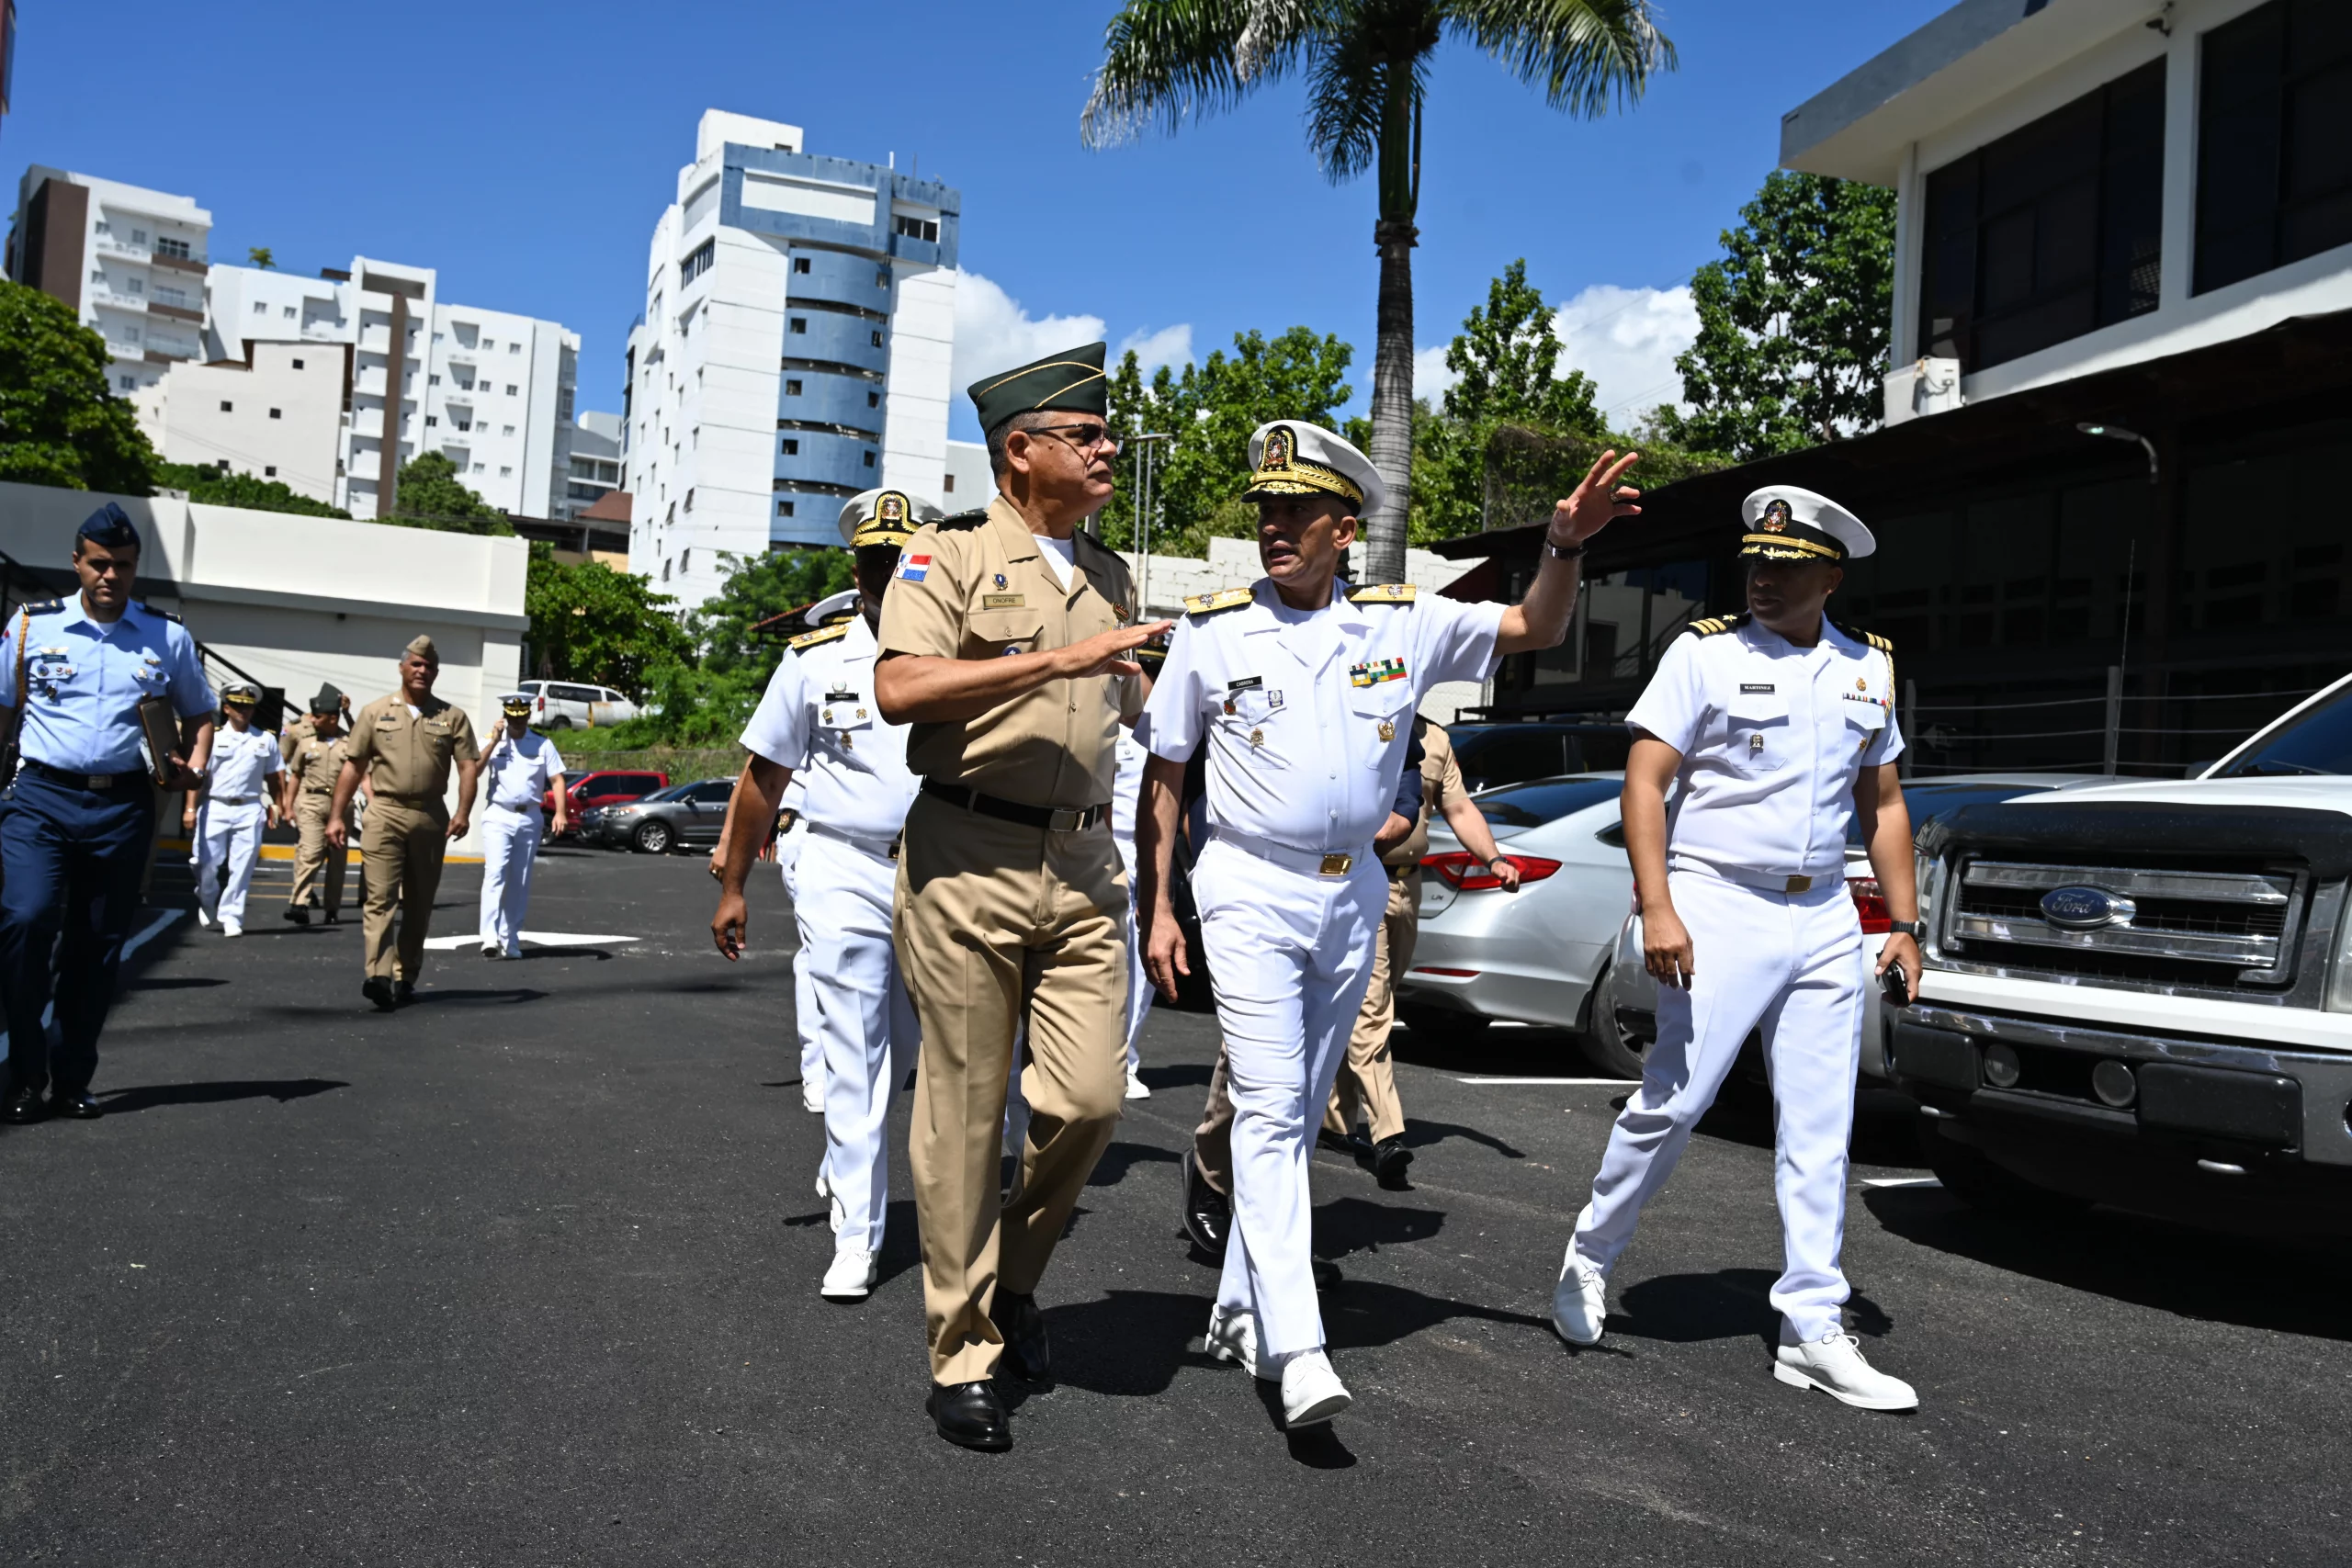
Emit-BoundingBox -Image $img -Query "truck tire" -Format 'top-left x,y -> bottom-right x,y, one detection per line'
633,819 -> 673,854
1576,957 -> 1645,1079
1921,1122 -> 2088,1218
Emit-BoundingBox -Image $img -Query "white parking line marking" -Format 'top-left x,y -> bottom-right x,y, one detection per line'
1453,1076 -> 1642,1086
421,931 -> 641,951
1860,1176 -> 1942,1190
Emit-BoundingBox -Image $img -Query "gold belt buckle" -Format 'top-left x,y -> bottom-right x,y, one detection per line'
1319,852 -> 1353,876
1785,874 -> 1813,894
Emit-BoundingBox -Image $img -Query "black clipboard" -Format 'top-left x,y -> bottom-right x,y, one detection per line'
134,695 -> 180,787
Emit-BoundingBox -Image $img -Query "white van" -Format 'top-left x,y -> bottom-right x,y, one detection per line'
517,680 -> 639,730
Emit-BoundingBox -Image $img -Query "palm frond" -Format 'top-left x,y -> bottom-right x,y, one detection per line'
1302,23 -> 1392,183
1084,0 -> 1291,148
1234,0 -> 1327,80
1442,0 -> 1676,117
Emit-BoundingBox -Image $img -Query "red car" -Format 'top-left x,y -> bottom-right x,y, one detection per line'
542,769 -> 669,834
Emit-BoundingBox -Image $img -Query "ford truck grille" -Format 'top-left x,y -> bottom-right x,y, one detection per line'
1946,860 -> 2301,987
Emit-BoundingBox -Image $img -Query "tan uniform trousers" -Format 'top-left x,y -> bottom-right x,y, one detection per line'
288,792 -> 352,915
894,791 -> 1129,1387
1323,868 -> 1418,1144
360,796 -> 448,983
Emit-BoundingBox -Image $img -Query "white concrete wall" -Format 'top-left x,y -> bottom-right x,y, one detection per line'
881,265 -> 956,502
131,342 -> 346,502
0,481 -> 528,851
942,438 -> 990,510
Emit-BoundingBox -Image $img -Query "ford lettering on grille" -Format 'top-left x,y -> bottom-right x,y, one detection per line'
2039,885 -> 2133,931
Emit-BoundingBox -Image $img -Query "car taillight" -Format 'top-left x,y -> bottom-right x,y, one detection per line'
1422,852 -> 1563,891
1849,874 -> 1891,934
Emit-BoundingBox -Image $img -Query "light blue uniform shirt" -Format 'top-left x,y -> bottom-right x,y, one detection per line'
0,598 -> 215,774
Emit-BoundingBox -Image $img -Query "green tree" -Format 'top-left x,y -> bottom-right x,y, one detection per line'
618,548 -> 855,746
0,280 -> 158,493
1084,0 -> 1674,583
1656,172 -> 1896,463
153,459 -> 350,517
383,451 -> 512,534
524,547 -> 691,694
1102,324 -> 1356,558
248,247 -> 276,269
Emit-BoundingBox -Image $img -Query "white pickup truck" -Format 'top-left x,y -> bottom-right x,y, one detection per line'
1890,671 -> 2352,1236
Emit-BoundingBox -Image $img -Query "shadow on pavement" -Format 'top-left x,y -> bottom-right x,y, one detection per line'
1137,1062 -> 1210,1092
1314,1193 -> 1445,1260
403,988 -> 548,1007
1322,1277 -> 1552,1353
124,976 -> 227,991
1086,1139 -> 1179,1189
1396,1118 -> 1525,1160
1615,1269 -> 1896,1352
1862,1185 -> 2352,1341
1036,1289 -> 1212,1397
97,1077 -> 349,1113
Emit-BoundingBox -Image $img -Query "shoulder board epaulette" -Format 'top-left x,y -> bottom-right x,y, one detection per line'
788,623 -> 850,650
1346,582 -> 1416,604
139,602 -> 183,624
1184,587 -> 1253,618
18,598 -> 62,615
1680,611 -> 1751,638
936,509 -> 989,533
1829,619 -> 1893,654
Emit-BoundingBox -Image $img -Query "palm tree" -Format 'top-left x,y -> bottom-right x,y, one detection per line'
1084,0 -> 1673,582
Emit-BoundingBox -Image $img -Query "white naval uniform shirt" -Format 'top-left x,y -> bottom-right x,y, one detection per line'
481,729 -> 566,811
740,614 -> 917,842
207,725 -> 282,804
1136,580 -> 1506,856
1628,615 -> 1904,886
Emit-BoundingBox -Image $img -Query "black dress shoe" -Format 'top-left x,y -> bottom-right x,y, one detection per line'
393,980 -> 416,1007
363,976 -> 396,1012
1316,1128 -> 1364,1156
323,911 -> 344,926
3,1087 -> 48,1124
47,1088 -> 102,1120
989,1290 -> 1051,1382
927,1381 -> 1012,1451
1312,1256 -> 1342,1292
1373,1135 -> 1415,1190
1181,1148 -> 1230,1259
282,906 -> 310,926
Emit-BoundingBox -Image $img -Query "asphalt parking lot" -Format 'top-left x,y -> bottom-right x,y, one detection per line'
2,842 -> 2346,1565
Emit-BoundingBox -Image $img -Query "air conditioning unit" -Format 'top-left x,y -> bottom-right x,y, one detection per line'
1883,356 -> 1962,426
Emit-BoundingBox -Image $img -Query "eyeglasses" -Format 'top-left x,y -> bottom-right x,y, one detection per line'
1026,423 -> 1122,456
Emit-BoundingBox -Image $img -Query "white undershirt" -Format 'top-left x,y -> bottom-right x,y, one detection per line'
1035,534 -> 1076,591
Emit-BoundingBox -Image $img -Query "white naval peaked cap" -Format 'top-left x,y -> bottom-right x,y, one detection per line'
1739,485 -> 1875,562
805,586 -> 863,625
837,487 -> 944,547
1243,421 -> 1387,517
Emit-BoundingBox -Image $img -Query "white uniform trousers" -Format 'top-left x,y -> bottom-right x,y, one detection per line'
1569,866 -> 1866,1341
477,803 -> 544,955
1115,831 -> 1149,1075
798,828 -> 916,1251
776,818 -> 822,1090
1196,835 -> 1385,1358
195,799 -> 266,927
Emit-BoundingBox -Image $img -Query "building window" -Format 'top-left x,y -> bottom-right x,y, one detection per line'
875,268 -> 889,288
864,450 -> 876,468
892,214 -> 939,243
781,438 -> 799,455
428,373 -> 439,385
155,235 -> 190,259
789,317 -> 808,334
777,500 -> 796,516
220,400 -> 233,412
786,379 -> 803,396
681,238 -> 716,285
119,375 -> 137,390
682,548 -> 692,572
283,306 -> 296,319
269,408 -> 282,420
662,558 -> 672,581
130,229 -> 147,245
684,488 -> 695,511
867,390 -> 880,408
292,358 -> 304,369
510,344 -> 522,354
2195,0 -> 2352,294
265,466 -> 277,478
503,425 -> 515,435
505,384 -> 517,395
1917,58 -> 2165,372
253,301 -> 267,315
426,415 -> 438,427
794,256 -> 812,275
500,466 -> 513,477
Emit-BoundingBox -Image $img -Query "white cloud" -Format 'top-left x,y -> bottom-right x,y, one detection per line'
1553,284 -> 1700,420
951,268 -> 1106,393
1411,283 -> 1700,425
1118,322 -> 1194,374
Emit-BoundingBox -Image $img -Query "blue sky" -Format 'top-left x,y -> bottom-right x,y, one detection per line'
9,0 -> 1947,440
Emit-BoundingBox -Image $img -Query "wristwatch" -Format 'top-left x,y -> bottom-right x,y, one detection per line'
1887,919 -> 1923,938
1544,537 -> 1586,559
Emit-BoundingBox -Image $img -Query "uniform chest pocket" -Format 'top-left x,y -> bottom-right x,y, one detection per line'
1222,686 -> 1280,725
1346,684 -> 1415,766
1844,699 -> 1888,753
1724,686 -> 1789,773
967,613 -> 1043,660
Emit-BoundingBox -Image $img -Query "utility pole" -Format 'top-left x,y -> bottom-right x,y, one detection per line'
1126,434 -> 1172,615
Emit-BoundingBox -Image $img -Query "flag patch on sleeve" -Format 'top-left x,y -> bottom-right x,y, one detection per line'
895,554 -> 932,582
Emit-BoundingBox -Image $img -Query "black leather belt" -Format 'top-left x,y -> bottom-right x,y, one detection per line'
922,779 -> 1104,833
22,759 -> 143,792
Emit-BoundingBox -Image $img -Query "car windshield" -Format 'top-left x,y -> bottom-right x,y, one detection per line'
2211,683 -> 2352,777
1844,781 -> 2050,845
1471,776 -> 1622,829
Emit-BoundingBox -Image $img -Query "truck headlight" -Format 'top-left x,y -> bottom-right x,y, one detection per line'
2329,908 -> 2352,1013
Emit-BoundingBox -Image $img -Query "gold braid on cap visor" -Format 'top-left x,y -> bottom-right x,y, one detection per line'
1739,532 -> 1843,561
1244,457 -> 1364,506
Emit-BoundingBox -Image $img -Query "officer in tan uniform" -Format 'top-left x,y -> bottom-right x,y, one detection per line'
873,341 -> 1172,1452
280,683 -> 355,926
326,636 -> 481,1010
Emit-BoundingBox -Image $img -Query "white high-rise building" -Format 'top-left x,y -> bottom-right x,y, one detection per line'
206,258 -> 580,520
6,166 -> 212,394
625,109 -> 959,606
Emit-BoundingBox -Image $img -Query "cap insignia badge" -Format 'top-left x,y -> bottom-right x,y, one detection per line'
880,493 -> 907,524
1263,425 -> 1294,469
1760,499 -> 1792,534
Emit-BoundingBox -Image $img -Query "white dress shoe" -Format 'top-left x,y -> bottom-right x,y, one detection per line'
221,920 -> 243,938
1278,1350 -> 1352,1427
820,1247 -> 878,1301
800,1077 -> 824,1113
195,911 -> 215,931
1773,1333 -> 1918,1411
1552,1246 -> 1607,1346
1124,1067 -> 1151,1100
1204,1305 -> 1267,1379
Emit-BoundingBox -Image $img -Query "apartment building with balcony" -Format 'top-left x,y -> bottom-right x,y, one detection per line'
563,410 -> 624,521
625,109 -> 959,606
6,167 -> 212,392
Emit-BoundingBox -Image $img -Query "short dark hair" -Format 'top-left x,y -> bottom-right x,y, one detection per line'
984,410 -> 1060,477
